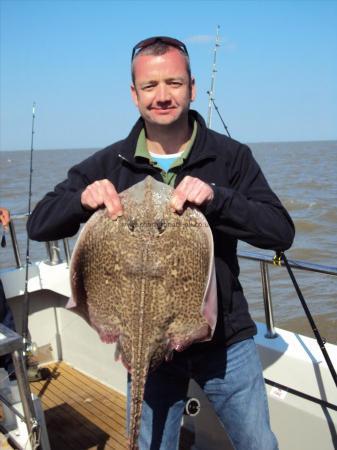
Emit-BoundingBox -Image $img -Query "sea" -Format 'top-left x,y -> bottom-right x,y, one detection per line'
0,141 -> 336,344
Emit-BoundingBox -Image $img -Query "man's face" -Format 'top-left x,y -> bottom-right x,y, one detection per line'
131,49 -> 196,127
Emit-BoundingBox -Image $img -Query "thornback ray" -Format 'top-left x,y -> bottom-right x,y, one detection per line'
67,176 -> 217,450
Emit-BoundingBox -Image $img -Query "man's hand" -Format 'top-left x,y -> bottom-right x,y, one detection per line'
81,179 -> 123,219
170,176 -> 214,214
0,207 -> 10,230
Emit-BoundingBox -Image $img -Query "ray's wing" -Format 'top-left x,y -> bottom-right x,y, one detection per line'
143,207 -> 216,370
69,210 -> 133,344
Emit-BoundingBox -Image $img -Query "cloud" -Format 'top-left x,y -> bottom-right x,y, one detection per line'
185,35 -> 214,44
221,39 -> 237,52
186,35 -> 237,52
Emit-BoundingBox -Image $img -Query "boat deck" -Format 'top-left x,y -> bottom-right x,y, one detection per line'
30,361 -> 128,449
26,361 -> 193,450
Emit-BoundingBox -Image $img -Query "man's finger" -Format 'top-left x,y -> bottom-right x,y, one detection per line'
170,176 -> 192,212
171,176 -> 201,212
171,177 -> 214,212
102,181 -> 123,218
82,183 -> 103,209
170,190 -> 187,213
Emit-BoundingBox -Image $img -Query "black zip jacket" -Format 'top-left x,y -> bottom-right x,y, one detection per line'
27,111 -> 295,348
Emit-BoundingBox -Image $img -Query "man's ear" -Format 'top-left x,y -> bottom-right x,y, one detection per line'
130,84 -> 138,107
190,77 -> 196,102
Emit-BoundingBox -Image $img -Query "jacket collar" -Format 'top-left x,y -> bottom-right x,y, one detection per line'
118,110 -> 217,168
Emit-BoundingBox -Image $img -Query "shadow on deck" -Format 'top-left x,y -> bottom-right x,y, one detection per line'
29,361 -> 194,450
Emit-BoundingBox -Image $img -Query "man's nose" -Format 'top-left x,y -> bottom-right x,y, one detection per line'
156,84 -> 171,103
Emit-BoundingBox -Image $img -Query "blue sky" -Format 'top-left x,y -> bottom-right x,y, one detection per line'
1,0 -> 337,150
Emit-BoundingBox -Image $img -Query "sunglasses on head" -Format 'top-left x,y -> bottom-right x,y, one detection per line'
131,36 -> 189,61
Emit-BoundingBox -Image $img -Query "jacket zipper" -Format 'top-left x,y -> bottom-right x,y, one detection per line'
118,153 -> 160,175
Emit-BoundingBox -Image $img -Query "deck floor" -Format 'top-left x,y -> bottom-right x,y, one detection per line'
30,361 -> 128,450
28,362 -> 193,450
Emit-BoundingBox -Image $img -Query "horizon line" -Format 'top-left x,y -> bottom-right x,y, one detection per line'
1,137 -> 337,152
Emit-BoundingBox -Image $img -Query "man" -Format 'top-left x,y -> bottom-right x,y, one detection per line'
27,36 -> 295,449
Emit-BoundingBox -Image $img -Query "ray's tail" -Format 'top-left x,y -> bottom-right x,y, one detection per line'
128,363 -> 149,450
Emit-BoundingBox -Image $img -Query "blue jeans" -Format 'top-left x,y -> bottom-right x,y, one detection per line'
127,338 -> 278,450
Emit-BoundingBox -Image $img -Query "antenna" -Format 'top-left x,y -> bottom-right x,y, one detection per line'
207,25 -> 220,128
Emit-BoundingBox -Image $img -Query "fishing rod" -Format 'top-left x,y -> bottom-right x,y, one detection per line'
206,26 -> 231,138
21,102 -> 36,348
207,28 -> 336,387
207,92 -> 231,138
207,25 -> 220,128
212,98 -> 337,385
22,103 -> 48,384
22,102 -> 36,351
18,102 -> 43,449
279,252 -> 337,387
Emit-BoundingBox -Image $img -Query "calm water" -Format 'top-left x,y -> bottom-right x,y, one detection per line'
0,141 -> 336,343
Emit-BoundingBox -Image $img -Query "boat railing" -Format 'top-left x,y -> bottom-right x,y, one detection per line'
0,324 -> 40,446
3,214 -> 337,339
239,250 -> 337,338
7,213 -> 27,269
5,213 -> 72,269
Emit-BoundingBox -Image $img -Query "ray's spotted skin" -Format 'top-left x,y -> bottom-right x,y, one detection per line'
68,176 -> 217,450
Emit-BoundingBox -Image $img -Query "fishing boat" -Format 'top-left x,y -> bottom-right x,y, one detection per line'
1,28 -> 336,450
0,217 -> 336,450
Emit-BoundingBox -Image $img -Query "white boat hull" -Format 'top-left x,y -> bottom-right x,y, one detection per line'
1,261 -> 336,449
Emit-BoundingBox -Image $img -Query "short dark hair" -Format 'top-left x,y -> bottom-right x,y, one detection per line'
131,42 -> 192,85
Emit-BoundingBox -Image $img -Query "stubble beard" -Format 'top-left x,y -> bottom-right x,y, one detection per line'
144,103 -> 191,132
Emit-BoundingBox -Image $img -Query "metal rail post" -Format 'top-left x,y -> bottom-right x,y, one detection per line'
45,241 -> 62,265
12,350 -> 40,449
63,238 -> 71,267
8,221 -> 22,268
260,261 -> 278,338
